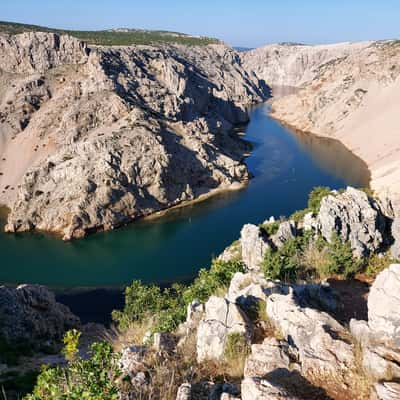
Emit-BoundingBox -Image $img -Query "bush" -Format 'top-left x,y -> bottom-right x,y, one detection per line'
365,252 -> 394,278
113,259 -> 245,334
307,186 -> 332,215
323,233 -> 361,278
25,333 -> 121,400
259,221 -> 280,236
263,234 -> 312,281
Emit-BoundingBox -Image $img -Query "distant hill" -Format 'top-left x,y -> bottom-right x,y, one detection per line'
0,20 -> 221,46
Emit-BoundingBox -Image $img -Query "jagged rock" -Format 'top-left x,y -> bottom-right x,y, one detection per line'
368,264 -> 400,340
218,240 -> 242,262
241,377 -> 301,400
0,284 -> 79,345
390,217 -> 400,259
271,221 -> 297,248
196,296 -> 252,362
176,383 -> 191,400
241,42 -> 372,88
244,338 -> 291,379
266,288 -> 354,377
227,272 -> 280,304
350,265 -> 400,382
120,345 -> 148,386
317,187 -> 387,257
240,224 -> 269,271
303,212 -> 317,231
0,32 -> 268,239
0,32 -> 89,74
374,382 -> 400,400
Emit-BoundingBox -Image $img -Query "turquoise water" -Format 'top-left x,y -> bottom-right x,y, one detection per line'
0,103 -> 369,289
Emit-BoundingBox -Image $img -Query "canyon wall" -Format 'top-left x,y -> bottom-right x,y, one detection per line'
242,41 -> 400,196
0,32 -> 268,239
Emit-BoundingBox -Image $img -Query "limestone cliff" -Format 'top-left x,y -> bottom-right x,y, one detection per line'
0,32 -> 268,239
242,41 -> 400,195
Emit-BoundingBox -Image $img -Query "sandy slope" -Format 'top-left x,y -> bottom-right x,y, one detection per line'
260,41 -> 400,196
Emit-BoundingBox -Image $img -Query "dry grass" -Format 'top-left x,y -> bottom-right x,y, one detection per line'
301,241 -> 330,279
105,320 -> 154,352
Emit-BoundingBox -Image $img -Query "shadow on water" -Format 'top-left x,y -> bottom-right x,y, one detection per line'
0,103 -> 370,321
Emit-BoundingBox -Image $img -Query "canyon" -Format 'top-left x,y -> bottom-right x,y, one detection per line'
242,41 -> 400,196
0,32 -> 267,239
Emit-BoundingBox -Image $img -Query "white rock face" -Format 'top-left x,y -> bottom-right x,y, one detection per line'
266,289 -> 354,377
241,41 -> 372,87
196,296 -> 252,362
240,224 -> 269,271
241,378 -> 301,400
316,187 -> 387,257
368,264 -> 400,340
0,32 -> 268,239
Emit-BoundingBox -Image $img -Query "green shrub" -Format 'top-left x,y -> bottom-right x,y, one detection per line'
113,259 -> 245,334
289,208 -> 310,223
307,186 -> 332,214
259,221 -> 280,236
323,233 -> 361,278
263,235 -> 311,281
365,252 -> 394,278
25,333 -> 121,400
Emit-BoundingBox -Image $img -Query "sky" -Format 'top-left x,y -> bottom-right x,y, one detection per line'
2,0 -> 400,48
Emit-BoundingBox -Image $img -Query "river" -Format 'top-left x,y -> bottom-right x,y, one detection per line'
0,103 -> 369,296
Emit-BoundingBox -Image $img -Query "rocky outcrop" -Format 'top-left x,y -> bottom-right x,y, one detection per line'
240,224 -> 269,271
266,289 -> 354,378
367,264 -> 400,339
316,187 -> 388,257
0,284 -> 80,345
0,32 -> 268,239
350,264 -> 400,399
196,295 -> 252,362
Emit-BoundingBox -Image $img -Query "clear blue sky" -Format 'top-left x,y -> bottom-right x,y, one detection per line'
2,0 -> 399,47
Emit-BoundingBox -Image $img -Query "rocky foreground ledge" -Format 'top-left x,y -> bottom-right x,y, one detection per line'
2,188 -> 400,399
0,32 -> 268,239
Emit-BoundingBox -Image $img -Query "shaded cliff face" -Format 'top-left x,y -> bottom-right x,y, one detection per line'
0,32 -> 268,239
242,41 -> 400,195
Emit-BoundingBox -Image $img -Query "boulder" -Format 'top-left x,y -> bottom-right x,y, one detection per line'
240,224 -> 269,271
0,284 -> 79,345
271,221 -> 297,248
266,289 -> 354,377
196,296 -> 252,362
244,338 -> 291,379
350,264 -> 400,381
317,187 -> 387,257
241,377 -> 301,400
390,217 -> 400,259
368,264 -> 400,340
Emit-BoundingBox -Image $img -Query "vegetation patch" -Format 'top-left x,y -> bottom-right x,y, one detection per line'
112,259 -> 245,334
0,21 -> 220,46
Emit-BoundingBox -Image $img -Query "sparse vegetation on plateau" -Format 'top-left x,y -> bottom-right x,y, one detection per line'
0,21 -> 220,46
